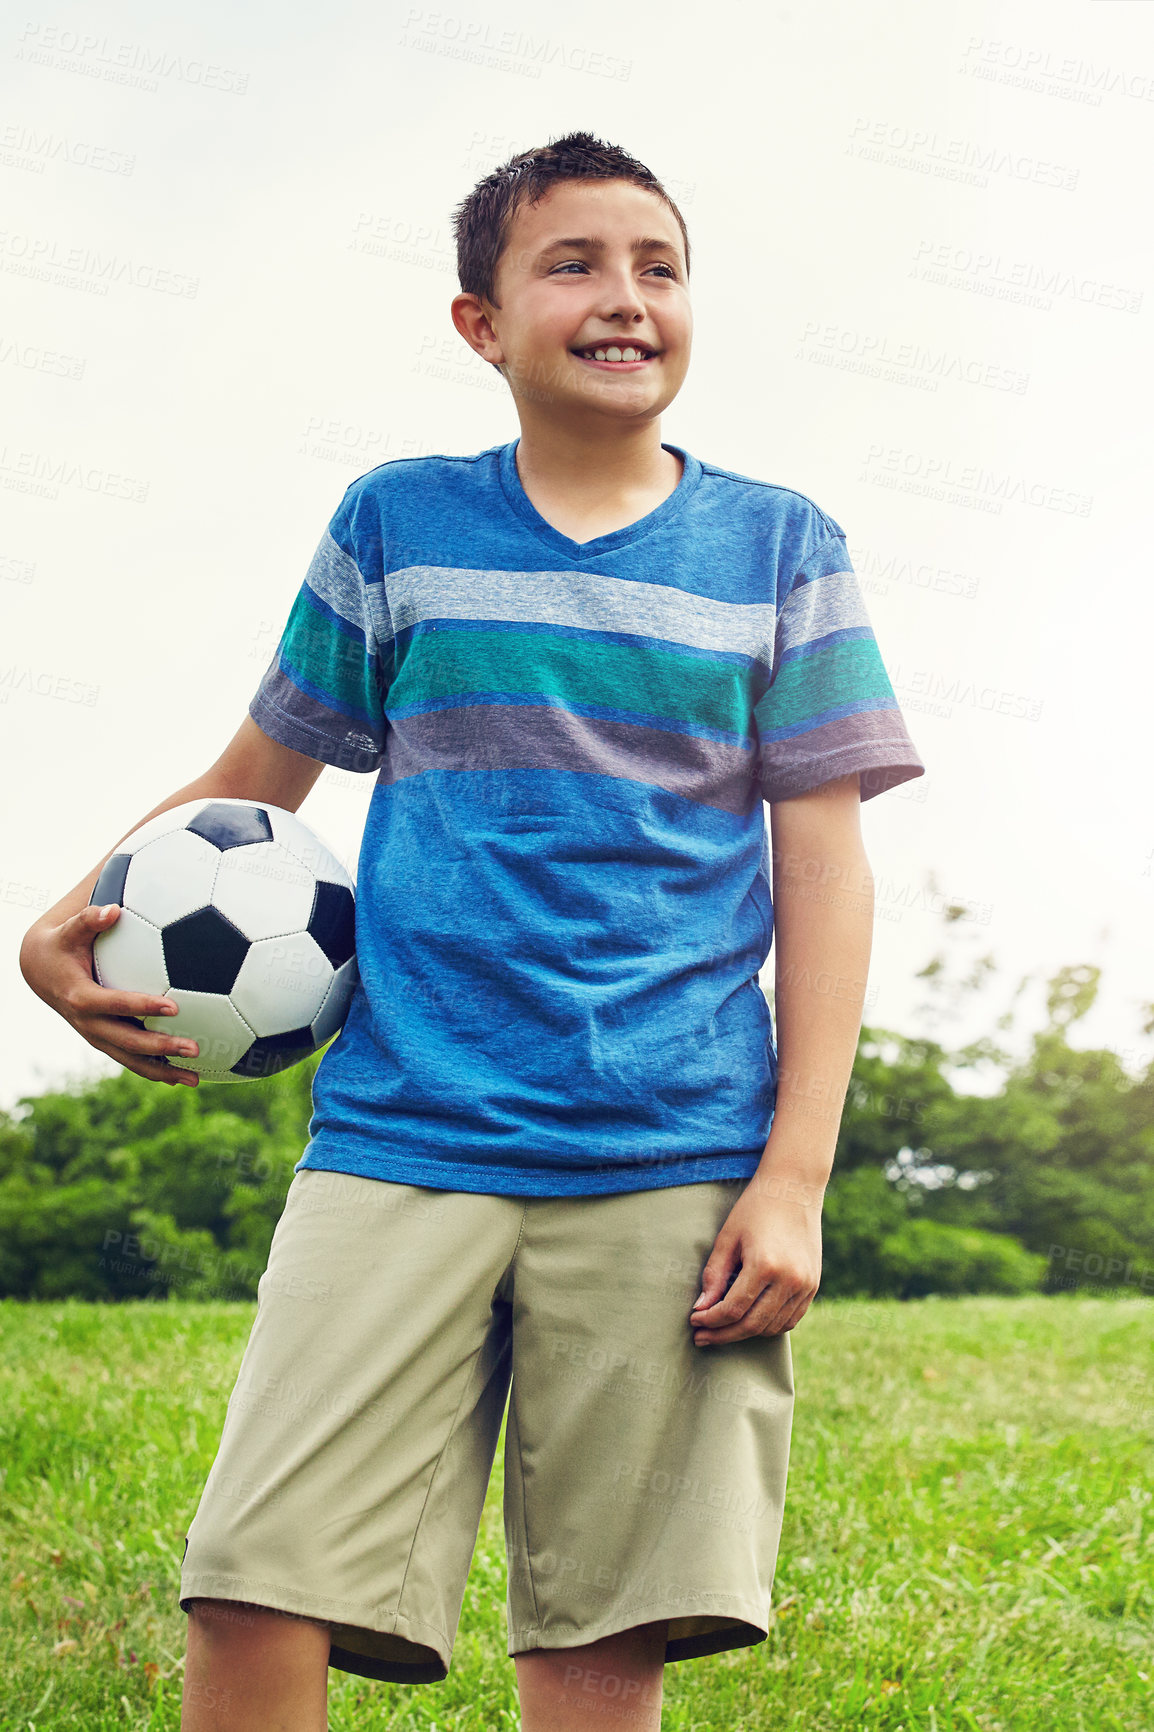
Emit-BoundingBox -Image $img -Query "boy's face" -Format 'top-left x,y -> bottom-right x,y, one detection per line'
456,178 -> 691,424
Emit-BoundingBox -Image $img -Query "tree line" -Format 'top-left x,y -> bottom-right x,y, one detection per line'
2,924 -> 1151,1303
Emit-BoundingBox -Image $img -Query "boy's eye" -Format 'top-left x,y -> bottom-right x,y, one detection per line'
549,261 -> 677,279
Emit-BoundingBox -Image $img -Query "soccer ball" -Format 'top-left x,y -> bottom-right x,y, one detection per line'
89,797 -> 357,1083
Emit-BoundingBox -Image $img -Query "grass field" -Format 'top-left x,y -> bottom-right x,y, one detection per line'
1,1294 -> 1150,1730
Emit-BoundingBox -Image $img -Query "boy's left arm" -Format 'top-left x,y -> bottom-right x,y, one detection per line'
689,771 -> 873,1345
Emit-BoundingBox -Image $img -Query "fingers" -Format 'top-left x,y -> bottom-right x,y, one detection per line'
30,904 -> 201,1086
689,1254 -> 739,1318
59,906 -> 182,1021
71,902 -> 123,945
90,1032 -> 201,1088
120,1053 -> 201,1088
72,958 -> 202,1086
88,1008 -> 199,1066
78,901 -> 120,925
70,978 -> 181,1022
131,1057 -> 200,1087
691,1257 -> 809,1340
690,1260 -> 757,1330
693,1280 -> 812,1344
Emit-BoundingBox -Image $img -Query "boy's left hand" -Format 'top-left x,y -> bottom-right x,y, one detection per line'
689,1180 -> 822,1345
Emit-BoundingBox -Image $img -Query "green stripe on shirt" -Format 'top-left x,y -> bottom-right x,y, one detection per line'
279,585 -> 381,722
755,635 -> 897,734
387,626 -> 753,737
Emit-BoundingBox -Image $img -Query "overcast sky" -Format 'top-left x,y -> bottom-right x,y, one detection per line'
3,0 -> 1151,1110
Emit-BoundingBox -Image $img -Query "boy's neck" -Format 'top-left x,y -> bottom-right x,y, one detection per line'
511,416 -> 683,528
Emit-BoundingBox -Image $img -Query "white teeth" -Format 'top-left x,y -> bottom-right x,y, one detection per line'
582,345 -> 650,362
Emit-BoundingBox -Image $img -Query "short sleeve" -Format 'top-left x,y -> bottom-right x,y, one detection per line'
248,491 -> 389,775
754,511 -> 925,803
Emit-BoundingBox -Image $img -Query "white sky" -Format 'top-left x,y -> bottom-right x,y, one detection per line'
3,0 -> 1152,1109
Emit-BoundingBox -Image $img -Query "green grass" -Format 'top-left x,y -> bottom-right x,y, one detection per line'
1,1294 -> 1150,1730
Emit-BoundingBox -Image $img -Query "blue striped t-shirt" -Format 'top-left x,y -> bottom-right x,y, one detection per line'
249,438 -> 925,1195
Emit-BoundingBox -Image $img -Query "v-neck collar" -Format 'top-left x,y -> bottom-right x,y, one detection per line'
497,436 -> 702,562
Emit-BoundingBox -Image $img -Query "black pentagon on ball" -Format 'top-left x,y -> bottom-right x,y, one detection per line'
163,907 -> 251,994
90,853 -> 131,908
187,802 -> 273,851
231,1028 -> 317,1079
308,880 -> 356,968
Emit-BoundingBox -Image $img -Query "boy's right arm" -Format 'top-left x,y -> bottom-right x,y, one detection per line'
18,715 -> 325,1089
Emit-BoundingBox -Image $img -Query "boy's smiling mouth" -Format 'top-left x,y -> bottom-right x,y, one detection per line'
570,341 -> 660,370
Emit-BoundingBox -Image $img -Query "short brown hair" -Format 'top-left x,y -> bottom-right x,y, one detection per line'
451,130 -> 691,308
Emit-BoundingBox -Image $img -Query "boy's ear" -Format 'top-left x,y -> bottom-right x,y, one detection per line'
450,291 -> 502,369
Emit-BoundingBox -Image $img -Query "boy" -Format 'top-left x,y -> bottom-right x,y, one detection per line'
20,132 -> 924,1729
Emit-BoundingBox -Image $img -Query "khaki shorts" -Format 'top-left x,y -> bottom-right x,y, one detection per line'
179,1168 -> 795,1683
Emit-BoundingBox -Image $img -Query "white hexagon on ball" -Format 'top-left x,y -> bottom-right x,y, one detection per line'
231,932 -> 333,1036
143,990 -> 255,1076
266,806 -> 354,890
213,840 -> 317,941
93,907 -> 169,996
124,829 -> 222,928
